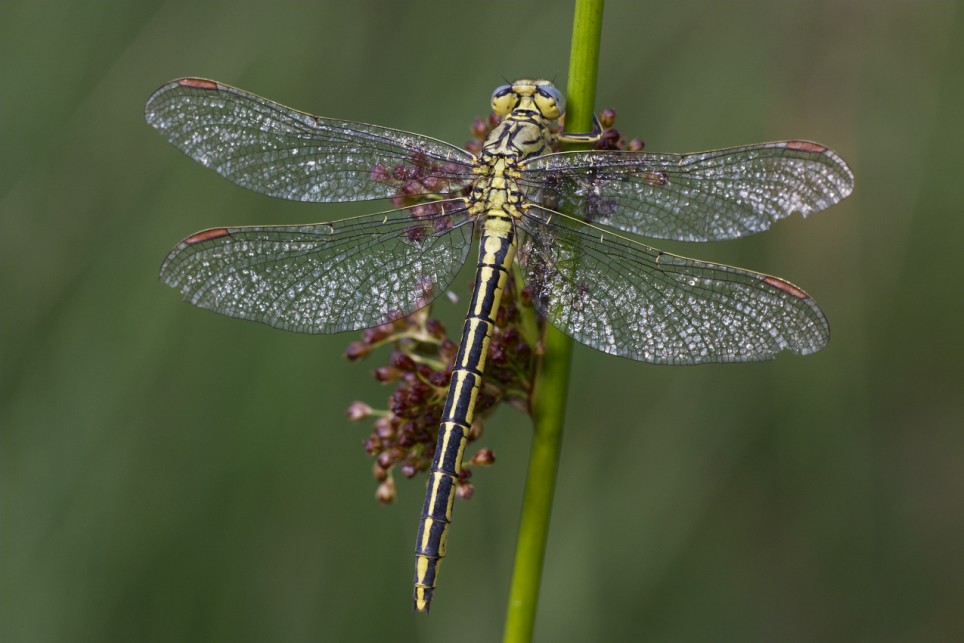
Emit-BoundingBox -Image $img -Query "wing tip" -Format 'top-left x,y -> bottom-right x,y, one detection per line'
762,275 -> 809,300
760,275 -> 831,356
785,139 -> 856,197
158,228 -> 232,284
146,78 -> 221,124
146,77 -> 219,107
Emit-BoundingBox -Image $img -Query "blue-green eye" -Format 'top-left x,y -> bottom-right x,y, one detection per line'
537,85 -> 565,115
491,84 -> 517,115
490,84 -> 512,102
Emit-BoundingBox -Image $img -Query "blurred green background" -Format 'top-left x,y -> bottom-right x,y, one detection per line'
2,0 -> 962,641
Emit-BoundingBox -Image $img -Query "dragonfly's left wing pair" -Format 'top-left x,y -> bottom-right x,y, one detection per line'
514,139 -> 853,363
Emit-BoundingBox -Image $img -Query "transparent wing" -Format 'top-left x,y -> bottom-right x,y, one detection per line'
160,202 -> 474,334
517,207 -> 829,364
145,78 -> 477,203
521,141 -> 853,241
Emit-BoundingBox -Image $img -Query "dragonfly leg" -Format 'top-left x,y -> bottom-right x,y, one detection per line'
556,113 -> 603,145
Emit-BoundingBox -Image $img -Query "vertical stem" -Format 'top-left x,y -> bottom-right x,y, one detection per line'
502,329 -> 572,643
502,1 -> 604,641
565,0 -> 605,136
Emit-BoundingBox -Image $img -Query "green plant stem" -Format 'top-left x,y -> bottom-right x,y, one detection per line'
502,1 -> 603,641
565,0 -> 605,136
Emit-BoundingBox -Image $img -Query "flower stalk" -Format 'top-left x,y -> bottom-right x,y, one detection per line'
501,1 -> 605,641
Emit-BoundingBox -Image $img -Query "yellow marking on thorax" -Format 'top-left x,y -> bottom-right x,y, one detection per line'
469,113 -> 553,222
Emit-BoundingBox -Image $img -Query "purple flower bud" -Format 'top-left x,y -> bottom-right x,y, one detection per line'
345,342 -> 371,360
376,479 -> 397,504
372,462 -> 389,482
346,401 -> 372,421
456,482 -> 474,501
391,351 -> 417,371
374,366 -> 401,383
471,448 -> 496,466
426,318 -> 446,339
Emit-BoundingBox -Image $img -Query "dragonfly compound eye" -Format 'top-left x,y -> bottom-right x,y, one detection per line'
534,85 -> 565,119
490,84 -> 517,117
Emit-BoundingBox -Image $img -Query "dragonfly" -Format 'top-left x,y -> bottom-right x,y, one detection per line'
146,77 -> 853,612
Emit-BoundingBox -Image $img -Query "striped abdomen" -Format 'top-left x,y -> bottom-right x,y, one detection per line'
412,217 -> 517,612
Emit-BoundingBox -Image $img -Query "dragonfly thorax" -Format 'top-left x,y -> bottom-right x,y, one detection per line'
470,117 -> 549,220
468,157 -> 526,219
469,84 -> 564,219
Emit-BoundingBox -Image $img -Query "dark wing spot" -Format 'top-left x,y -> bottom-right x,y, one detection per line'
784,140 -> 828,153
763,275 -> 809,299
184,227 -> 230,245
176,78 -> 219,90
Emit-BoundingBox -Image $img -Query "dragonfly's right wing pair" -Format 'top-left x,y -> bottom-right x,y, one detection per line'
148,78 -> 479,334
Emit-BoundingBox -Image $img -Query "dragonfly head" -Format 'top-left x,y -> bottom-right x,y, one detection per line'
491,79 -> 565,121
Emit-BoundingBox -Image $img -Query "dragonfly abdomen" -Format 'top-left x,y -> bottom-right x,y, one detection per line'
413,217 -> 517,612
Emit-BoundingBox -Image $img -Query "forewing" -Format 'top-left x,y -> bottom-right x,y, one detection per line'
521,141 -> 853,241
145,78 -> 476,203
517,207 -> 829,364
160,202 -> 474,334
